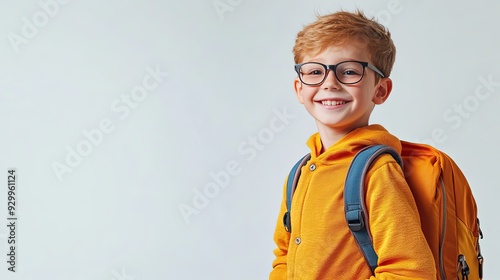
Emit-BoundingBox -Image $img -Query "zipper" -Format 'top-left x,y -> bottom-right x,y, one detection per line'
439,177 -> 447,279
458,254 -> 470,280
477,218 -> 484,279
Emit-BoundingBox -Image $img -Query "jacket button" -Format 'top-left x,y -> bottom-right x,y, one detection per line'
295,237 -> 301,245
309,164 -> 316,171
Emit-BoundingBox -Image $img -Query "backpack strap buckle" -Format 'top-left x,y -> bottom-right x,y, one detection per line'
346,209 -> 365,232
283,211 -> 291,232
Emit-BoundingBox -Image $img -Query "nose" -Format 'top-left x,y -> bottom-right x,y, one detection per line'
322,69 -> 341,90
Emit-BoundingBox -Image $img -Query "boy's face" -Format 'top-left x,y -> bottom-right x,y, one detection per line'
294,40 -> 392,136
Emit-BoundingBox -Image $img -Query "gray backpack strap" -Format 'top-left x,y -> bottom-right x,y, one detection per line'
283,154 -> 311,232
344,145 -> 402,273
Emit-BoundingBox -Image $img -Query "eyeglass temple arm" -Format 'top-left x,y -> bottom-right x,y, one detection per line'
366,63 -> 385,78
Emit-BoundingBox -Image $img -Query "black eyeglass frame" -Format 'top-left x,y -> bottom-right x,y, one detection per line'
294,61 -> 386,86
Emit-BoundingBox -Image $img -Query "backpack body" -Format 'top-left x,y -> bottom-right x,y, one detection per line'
399,141 -> 483,280
284,141 -> 483,280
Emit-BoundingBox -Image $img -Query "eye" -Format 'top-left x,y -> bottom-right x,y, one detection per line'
310,69 -> 324,75
337,62 -> 364,76
303,68 -> 324,76
341,69 -> 362,76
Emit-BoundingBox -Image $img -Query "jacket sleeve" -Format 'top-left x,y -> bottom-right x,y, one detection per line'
365,155 -> 437,280
269,180 -> 291,280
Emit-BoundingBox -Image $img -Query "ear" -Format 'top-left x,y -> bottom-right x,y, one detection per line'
372,78 -> 392,105
294,77 -> 305,104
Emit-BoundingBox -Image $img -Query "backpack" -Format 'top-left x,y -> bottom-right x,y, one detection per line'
283,141 -> 484,280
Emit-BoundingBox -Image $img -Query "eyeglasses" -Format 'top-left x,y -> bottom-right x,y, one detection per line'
294,61 -> 385,86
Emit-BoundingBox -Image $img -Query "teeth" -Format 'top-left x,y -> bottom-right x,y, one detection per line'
321,100 -> 346,106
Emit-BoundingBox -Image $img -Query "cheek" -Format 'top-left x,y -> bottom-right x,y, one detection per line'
353,88 -> 375,104
300,87 -> 316,99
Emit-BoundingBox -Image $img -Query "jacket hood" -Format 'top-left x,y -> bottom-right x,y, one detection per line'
306,124 -> 402,163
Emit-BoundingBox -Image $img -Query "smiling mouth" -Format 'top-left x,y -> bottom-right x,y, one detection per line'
320,100 -> 348,106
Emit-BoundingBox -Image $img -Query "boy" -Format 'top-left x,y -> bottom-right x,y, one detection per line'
269,11 -> 437,279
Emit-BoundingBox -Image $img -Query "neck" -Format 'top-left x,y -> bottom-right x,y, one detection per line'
317,127 -> 351,153
317,123 -> 370,153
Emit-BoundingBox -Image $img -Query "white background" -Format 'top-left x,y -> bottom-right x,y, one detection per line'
0,0 -> 498,279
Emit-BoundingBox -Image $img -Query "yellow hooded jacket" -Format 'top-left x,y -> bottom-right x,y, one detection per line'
270,125 -> 436,280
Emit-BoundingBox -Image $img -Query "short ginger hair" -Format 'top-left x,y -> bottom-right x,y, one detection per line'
293,10 -> 396,80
